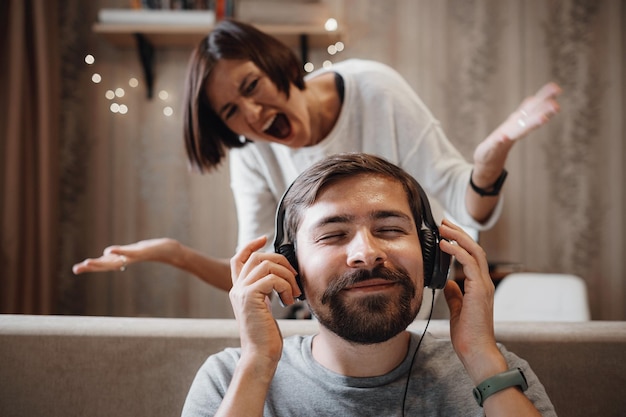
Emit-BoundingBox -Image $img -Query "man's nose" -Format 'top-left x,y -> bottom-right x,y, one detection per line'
346,230 -> 387,268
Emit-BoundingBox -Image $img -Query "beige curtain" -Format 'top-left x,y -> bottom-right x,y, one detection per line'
336,0 -> 625,319
1,0 -> 60,314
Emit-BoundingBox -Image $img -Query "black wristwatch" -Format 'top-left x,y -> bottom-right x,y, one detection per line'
472,368 -> 528,407
470,169 -> 508,197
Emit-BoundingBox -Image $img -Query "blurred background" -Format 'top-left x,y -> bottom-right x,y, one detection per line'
2,0 -> 624,320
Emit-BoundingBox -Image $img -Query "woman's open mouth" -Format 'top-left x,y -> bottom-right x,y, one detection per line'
263,113 -> 292,140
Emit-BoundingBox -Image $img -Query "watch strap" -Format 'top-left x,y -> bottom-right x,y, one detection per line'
472,368 -> 528,407
470,169 -> 508,197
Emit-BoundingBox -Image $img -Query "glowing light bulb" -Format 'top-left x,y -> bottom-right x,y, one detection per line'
115,88 -> 125,97
303,62 -> 315,73
158,90 -> 169,100
92,73 -> 102,83
105,90 -> 115,100
325,18 -> 338,32
129,78 -> 139,88
85,54 -> 95,65
163,106 -> 174,116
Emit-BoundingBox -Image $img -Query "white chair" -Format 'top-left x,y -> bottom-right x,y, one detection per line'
494,273 -> 591,321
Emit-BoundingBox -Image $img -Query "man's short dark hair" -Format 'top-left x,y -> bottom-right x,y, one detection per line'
280,153 -> 426,243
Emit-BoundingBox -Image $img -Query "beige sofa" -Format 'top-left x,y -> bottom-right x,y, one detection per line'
1,315 -> 624,417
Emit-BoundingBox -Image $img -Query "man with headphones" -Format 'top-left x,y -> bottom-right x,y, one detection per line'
182,153 -> 555,416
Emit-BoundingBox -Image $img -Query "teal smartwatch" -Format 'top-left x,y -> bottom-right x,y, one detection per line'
472,368 -> 528,407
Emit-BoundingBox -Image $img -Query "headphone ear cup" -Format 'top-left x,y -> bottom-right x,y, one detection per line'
419,229 -> 436,287
278,244 -> 305,300
278,244 -> 298,271
433,250 -> 452,290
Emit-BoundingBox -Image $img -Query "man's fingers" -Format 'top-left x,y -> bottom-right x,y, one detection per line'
443,280 -> 463,322
231,237 -> 302,302
230,236 -> 268,282
439,219 -> 490,283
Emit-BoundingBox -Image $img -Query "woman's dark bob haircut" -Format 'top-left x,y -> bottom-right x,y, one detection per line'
183,19 -> 306,172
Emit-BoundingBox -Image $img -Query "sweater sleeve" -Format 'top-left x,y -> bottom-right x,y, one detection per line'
400,113 -> 503,231
367,61 -> 503,231
229,148 -> 278,252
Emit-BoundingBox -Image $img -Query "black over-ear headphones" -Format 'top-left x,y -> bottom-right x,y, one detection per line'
415,184 -> 452,290
273,180 -> 451,300
273,181 -> 304,299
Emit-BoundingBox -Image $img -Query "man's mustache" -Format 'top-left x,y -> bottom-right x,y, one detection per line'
321,266 -> 411,305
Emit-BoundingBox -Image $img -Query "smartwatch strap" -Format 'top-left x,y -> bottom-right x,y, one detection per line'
473,367 -> 528,407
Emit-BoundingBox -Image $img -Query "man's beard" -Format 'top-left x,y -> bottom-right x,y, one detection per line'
308,266 -> 420,345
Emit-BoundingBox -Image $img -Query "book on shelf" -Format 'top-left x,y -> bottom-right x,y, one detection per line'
98,8 -> 216,26
236,1 -> 329,25
214,0 -> 236,19
132,0 -> 210,9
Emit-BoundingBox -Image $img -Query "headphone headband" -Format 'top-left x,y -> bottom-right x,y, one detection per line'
273,181 -> 295,253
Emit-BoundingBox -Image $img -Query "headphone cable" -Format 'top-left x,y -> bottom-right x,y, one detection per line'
401,287 -> 436,417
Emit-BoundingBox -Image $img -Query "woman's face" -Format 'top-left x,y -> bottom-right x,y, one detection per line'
206,59 -> 313,148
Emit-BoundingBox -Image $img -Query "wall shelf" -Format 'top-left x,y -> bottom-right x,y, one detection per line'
92,22 -> 341,50
93,17 -> 341,99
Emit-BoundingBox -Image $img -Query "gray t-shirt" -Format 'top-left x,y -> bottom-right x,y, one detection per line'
181,332 -> 556,416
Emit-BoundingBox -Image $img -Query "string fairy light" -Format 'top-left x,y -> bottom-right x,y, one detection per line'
85,19 -> 348,116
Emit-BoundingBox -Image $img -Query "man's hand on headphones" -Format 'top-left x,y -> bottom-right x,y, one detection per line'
229,236 -> 301,364
437,219 -> 504,382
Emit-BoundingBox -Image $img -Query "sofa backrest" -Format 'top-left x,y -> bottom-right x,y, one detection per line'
1,315 -> 625,417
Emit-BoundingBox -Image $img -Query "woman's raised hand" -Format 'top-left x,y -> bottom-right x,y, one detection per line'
72,238 -> 180,274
